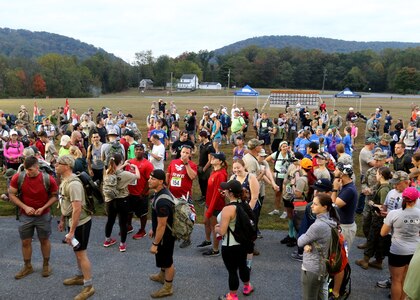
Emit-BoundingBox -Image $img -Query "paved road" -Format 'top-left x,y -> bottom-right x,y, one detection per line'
0,216 -> 390,300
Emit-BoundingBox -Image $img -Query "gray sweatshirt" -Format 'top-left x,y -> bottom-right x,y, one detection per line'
297,213 -> 336,275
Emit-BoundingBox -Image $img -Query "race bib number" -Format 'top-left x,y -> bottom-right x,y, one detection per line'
171,176 -> 182,187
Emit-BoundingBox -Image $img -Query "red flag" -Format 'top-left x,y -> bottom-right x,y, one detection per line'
64,98 -> 70,120
33,101 -> 39,120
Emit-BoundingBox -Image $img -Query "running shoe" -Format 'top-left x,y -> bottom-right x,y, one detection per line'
133,230 -> 146,240
197,240 -> 212,247
103,238 -> 117,248
218,293 -> 238,300
280,235 -> 292,244
243,283 -> 254,296
202,249 -> 220,257
119,243 -> 127,252
291,252 -> 303,262
179,240 -> 192,248
127,225 -> 134,234
268,209 -> 280,215
376,278 -> 391,289
280,211 -> 288,219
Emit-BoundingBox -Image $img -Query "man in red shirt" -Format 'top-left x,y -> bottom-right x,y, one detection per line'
126,144 -> 154,239
166,145 -> 197,248
8,156 -> 58,280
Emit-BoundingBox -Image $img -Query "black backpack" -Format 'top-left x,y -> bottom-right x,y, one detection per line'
227,201 -> 257,253
76,171 -> 104,214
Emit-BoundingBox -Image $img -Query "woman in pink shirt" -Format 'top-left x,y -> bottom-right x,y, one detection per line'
4,130 -> 24,170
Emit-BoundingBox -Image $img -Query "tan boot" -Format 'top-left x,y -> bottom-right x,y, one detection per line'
63,275 -> 84,286
150,281 -> 173,298
149,271 -> 165,284
74,285 -> 95,300
42,265 -> 52,277
368,259 -> 383,270
355,255 -> 370,269
15,264 -> 34,279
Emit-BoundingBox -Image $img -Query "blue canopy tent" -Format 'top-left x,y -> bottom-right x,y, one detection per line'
334,87 -> 362,111
233,85 -> 261,109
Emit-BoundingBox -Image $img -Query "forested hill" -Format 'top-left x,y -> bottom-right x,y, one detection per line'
214,35 -> 420,55
0,28 -> 120,61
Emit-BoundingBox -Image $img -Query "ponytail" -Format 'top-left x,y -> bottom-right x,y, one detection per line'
316,193 -> 340,224
106,153 -> 123,175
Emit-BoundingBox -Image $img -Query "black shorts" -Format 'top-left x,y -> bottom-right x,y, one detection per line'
283,198 -> 294,208
275,177 -> 284,193
388,252 -> 413,267
128,194 -> 149,217
92,168 -> 104,183
74,219 -> 92,252
205,206 -> 221,217
156,234 -> 175,268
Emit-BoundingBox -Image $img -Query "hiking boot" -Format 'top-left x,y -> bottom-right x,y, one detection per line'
150,281 -> 173,298
243,283 -> 254,296
42,265 -> 52,277
149,271 -> 165,284
15,264 -> 34,279
103,238 -> 117,248
197,240 -> 211,248
202,249 -> 220,257
377,278 -> 391,289
74,285 -> 95,300
286,238 -> 297,247
280,235 -> 292,244
179,240 -> 191,248
268,209 -> 280,216
291,252 -> 303,262
133,230 -> 146,240
355,255 -> 370,269
368,260 -> 383,270
63,275 -> 84,286
218,292 -> 239,300
357,242 -> 368,249
119,243 -> 127,252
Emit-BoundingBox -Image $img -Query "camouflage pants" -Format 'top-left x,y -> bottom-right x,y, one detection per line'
364,214 -> 390,260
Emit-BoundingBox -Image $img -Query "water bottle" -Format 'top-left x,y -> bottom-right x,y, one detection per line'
65,234 -> 80,250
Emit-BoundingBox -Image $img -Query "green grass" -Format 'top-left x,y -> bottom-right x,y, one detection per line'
0,90 -> 416,233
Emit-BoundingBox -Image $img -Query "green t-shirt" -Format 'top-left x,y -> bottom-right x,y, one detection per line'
231,116 -> 245,133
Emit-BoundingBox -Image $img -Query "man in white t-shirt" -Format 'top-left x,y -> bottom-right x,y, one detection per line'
149,134 -> 165,170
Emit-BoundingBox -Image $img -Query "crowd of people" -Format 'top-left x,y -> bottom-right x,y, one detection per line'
2,98 -> 420,300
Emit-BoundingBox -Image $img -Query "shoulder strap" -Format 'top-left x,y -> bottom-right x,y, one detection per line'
17,171 -> 26,193
41,172 -> 51,195
152,193 -> 175,210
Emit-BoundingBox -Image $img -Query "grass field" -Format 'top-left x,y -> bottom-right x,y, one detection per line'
0,89 -> 417,233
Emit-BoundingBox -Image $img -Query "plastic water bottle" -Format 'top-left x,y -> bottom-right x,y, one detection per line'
65,234 -> 80,250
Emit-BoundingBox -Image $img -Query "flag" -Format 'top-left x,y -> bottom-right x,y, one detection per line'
33,101 -> 39,120
64,98 -> 71,120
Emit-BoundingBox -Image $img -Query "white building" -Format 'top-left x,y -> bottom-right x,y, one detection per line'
177,74 -> 199,90
199,82 -> 222,90
139,79 -> 154,89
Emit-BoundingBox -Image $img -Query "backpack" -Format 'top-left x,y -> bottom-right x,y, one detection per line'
153,193 -> 194,241
103,173 -> 120,200
328,263 -> 352,299
227,201 -> 257,253
105,141 -> 124,166
328,136 -> 338,157
273,150 -> 292,175
76,171 -> 104,209
315,221 -> 349,275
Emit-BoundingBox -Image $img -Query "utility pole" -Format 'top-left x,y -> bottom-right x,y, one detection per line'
170,72 -> 173,94
227,69 -> 231,95
321,68 -> 327,94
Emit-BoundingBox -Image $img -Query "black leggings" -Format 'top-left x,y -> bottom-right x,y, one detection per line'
222,245 -> 250,291
105,197 -> 130,243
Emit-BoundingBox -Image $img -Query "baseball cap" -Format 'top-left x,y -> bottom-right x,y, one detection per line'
248,138 -> 264,150
107,129 -> 119,136
56,155 -> 75,168
123,130 -> 134,137
365,137 -> 377,144
389,171 -> 410,185
402,187 -> 419,202
315,152 -> 328,160
3,168 -> 17,179
409,121 -> 416,127
380,133 -> 392,142
60,135 -> 71,146
210,152 -> 226,161
210,113 -> 217,118
311,178 -> 333,192
150,169 -> 166,181
374,151 -> 387,161
220,180 -> 243,194
336,162 -> 353,175
300,158 -> 313,169
203,105 -> 209,109
259,149 -> 268,156
233,108 -> 240,113
9,130 -> 18,136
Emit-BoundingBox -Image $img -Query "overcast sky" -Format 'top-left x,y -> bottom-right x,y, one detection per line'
1,0 -> 419,63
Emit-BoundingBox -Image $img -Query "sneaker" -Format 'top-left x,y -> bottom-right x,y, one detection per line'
257,230 -> 263,239
15,264 -> 34,280
377,278 -> 392,289
133,230 -> 146,240
202,249 -> 220,257
119,243 -> 127,252
280,211 -> 288,219
218,293 -> 238,300
286,238 -> 297,247
63,275 -> 84,286
280,235 -> 292,244
243,283 -> 255,296
197,240 -> 212,248
42,265 -> 52,277
179,240 -> 192,248
74,285 -> 95,300
127,225 -> 134,234
291,252 -> 303,262
103,238 -> 117,248
268,209 -> 280,216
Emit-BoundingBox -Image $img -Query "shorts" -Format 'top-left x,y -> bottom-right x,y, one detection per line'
92,168 -> 104,183
213,136 -> 222,144
388,252 -> 413,267
128,194 -> 149,217
187,130 -> 195,136
283,198 -> 294,208
259,135 -> 270,145
19,213 -> 52,240
275,177 -> 284,193
205,206 -> 221,217
156,234 -> 175,268
73,219 -> 92,252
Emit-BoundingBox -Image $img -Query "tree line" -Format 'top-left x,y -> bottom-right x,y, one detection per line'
1,46 -> 420,98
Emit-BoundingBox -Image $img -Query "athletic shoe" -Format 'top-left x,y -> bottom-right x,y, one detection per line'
286,238 -> 297,247
133,230 -> 146,240
280,235 -> 292,244
218,292 -> 238,300
197,240 -> 212,247
103,238 -> 117,248
119,243 -> 127,252
179,240 -> 192,248
268,209 -> 280,216
202,249 -> 220,257
127,225 -> 134,234
376,278 -> 391,289
257,230 -> 263,239
243,283 -> 254,296
291,252 -> 303,262
280,211 -> 288,219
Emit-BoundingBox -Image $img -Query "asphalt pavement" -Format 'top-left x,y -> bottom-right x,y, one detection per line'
0,216 -> 391,300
